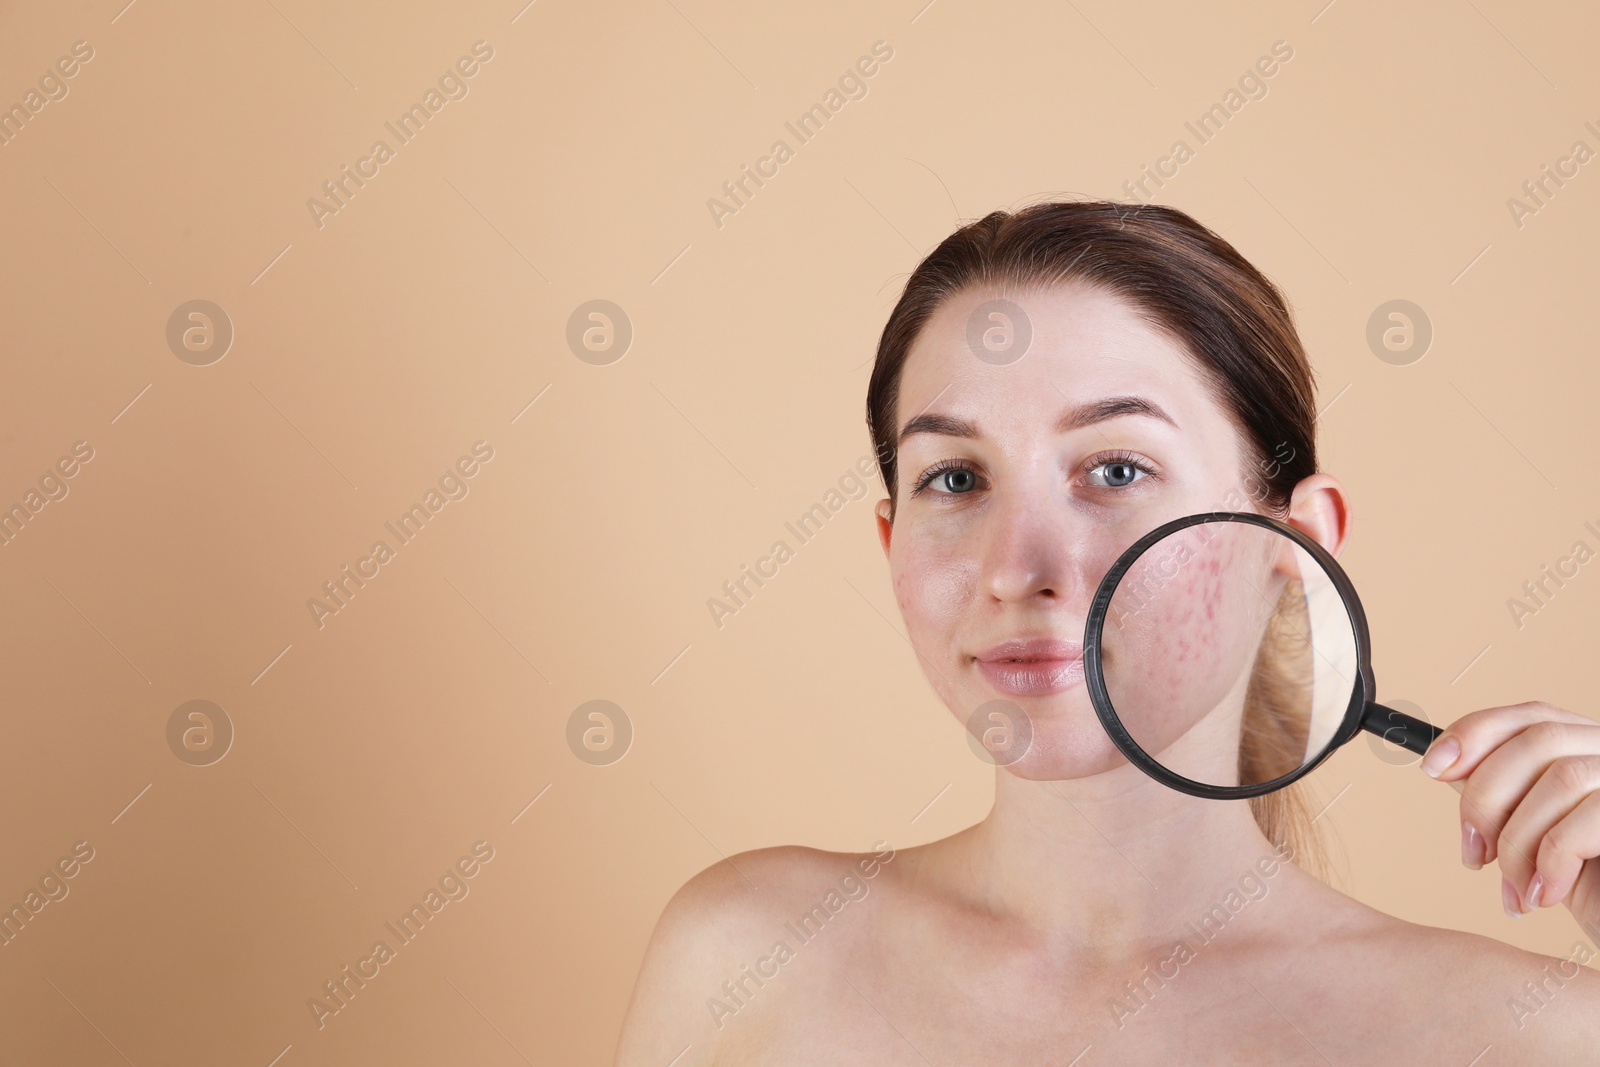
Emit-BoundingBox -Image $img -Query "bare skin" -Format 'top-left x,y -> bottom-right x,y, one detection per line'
616,283 -> 1600,1064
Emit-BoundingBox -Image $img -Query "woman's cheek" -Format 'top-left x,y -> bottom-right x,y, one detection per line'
892,539 -> 976,659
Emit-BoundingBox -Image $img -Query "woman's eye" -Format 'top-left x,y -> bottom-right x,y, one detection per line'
1086,460 -> 1147,488
913,463 -> 981,497
934,468 -> 978,493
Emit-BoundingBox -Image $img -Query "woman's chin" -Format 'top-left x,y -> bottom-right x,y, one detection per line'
998,729 -> 1133,781
952,687 -> 1156,781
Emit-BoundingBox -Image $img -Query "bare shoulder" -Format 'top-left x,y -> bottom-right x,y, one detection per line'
1308,894 -> 1600,1054
649,841 -> 900,951
1401,922 -> 1600,1057
1347,902 -> 1595,976
613,843 -> 898,1066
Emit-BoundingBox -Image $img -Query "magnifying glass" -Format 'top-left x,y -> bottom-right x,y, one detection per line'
1082,511 -> 1442,800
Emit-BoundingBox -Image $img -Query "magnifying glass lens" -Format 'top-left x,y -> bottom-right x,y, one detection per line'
1097,519 -> 1359,790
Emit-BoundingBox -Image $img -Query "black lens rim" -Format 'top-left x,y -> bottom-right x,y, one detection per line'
1082,511 -> 1376,800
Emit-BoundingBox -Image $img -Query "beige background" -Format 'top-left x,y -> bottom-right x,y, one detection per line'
1,0 -> 1597,1062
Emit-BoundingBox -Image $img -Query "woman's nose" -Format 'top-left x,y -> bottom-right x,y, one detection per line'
979,484 -> 1085,605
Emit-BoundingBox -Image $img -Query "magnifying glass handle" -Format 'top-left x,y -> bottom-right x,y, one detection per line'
1359,702 -> 1443,756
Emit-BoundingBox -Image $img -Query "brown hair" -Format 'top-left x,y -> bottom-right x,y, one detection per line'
865,198 -> 1330,879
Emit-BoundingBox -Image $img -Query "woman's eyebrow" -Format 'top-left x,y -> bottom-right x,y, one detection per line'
897,394 -> 1178,445
1059,395 -> 1178,431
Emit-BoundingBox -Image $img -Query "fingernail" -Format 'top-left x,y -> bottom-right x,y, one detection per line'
1503,876 -> 1524,918
1525,872 -> 1545,912
1461,823 -> 1485,870
1422,736 -> 1461,779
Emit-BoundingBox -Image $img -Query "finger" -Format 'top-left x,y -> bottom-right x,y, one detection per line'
1454,719 -> 1600,872
1498,754 -> 1600,914
1532,777 -> 1600,913
1420,701 -> 1598,782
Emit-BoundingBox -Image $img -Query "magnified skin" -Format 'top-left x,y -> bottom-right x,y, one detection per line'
1097,521 -> 1355,788
1101,522 -> 1286,785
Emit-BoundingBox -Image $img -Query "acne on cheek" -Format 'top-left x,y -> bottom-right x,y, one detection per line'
897,552 -> 999,713
1132,542 -> 1236,718
891,555 -> 953,647
893,532 -> 974,594
1165,560 -> 1223,669
1169,560 -> 1223,664
1129,537 -> 1219,628
1179,536 -> 1281,714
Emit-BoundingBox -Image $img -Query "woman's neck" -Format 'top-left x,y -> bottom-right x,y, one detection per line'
928,765 -> 1291,961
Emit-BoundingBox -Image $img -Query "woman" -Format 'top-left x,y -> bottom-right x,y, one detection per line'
615,201 -> 1600,1063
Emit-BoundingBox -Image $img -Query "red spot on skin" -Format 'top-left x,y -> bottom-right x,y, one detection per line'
1108,528 -> 1272,758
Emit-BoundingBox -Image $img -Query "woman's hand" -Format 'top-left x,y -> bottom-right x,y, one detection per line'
1421,701 -> 1600,937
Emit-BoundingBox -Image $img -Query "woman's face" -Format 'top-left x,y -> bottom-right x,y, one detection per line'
877,281 -> 1279,782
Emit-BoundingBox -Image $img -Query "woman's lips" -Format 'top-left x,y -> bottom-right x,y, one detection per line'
974,637 -> 1086,696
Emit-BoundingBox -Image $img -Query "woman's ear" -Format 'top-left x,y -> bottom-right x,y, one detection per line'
874,498 -> 894,558
1287,473 -> 1352,559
